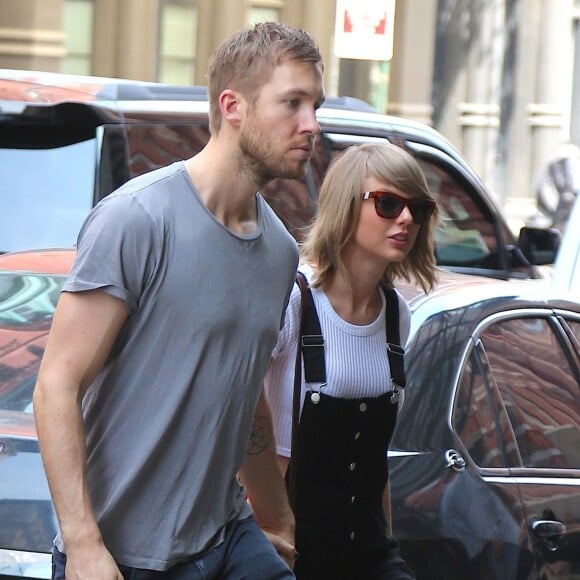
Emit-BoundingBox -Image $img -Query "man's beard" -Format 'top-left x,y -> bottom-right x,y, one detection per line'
239,122 -> 309,185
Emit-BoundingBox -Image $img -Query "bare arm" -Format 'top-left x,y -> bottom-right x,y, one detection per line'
33,290 -> 128,579
238,389 -> 297,568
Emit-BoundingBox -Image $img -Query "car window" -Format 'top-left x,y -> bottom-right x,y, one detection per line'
0,273 -> 63,413
122,123 -> 321,241
479,316 -> 580,469
416,159 -> 498,268
0,135 -> 96,253
563,318 -> 580,348
453,342 -> 519,468
124,124 -> 210,178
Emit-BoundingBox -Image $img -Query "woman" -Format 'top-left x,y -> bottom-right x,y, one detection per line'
264,142 -> 439,579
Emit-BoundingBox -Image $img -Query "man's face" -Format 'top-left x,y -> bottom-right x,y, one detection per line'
238,59 -> 325,183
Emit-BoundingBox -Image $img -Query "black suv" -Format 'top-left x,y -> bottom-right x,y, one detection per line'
0,69 -> 558,278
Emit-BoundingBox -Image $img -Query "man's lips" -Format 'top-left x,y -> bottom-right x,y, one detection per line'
291,145 -> 313,158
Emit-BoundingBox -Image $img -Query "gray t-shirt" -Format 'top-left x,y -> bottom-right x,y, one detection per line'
56,161 -> 299,570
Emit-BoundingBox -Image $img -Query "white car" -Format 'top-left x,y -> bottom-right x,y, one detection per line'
552,194 -> 580,295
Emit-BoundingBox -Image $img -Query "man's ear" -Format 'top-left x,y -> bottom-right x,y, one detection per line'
219,89 -> 245,129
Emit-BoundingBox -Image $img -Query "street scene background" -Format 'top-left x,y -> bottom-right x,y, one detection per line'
1,0 -> 579,232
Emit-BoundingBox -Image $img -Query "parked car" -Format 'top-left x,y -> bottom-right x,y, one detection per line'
0,250 -> 73,579
552,193 -> 580,296
392,274 -> 580,579
0,249 -> 578,579
0,68 -> 559,279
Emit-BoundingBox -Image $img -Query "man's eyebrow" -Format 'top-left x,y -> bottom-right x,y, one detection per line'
281,88 -> 309,98
281,88 -> 326,105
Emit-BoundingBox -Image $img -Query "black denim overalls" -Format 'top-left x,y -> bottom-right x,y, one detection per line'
289,274 -> 413,579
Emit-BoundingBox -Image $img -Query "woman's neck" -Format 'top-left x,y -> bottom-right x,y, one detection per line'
323,270 -> 383,325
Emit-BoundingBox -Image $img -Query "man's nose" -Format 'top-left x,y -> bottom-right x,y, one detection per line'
302,108 -> 321,135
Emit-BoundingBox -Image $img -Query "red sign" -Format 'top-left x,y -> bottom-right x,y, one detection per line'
334,0 -> 396,61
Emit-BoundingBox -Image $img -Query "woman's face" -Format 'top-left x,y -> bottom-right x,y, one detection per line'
350,175 -> 421,266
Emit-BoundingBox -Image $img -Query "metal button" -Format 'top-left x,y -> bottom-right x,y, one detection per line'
349,462 -> 356,471
311,392 -> 320,404
354,431 -> 361,440
359,402 -> 367,412
350,531 -> 356,540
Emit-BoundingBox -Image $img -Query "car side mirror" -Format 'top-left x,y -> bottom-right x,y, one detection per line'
518,226 -> 561,265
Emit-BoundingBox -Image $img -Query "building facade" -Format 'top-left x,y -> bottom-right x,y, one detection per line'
0,0 -> 578,231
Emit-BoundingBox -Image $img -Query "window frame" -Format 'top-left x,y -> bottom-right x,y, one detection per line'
462,309 -> 580,472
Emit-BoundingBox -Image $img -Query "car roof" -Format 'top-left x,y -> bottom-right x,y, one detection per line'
0,68 -> 476,177
397,268 -> 580,334
0,68 -> 373,109
0,248 -> 76,275
0,68 -> 166,102
0,69 -> 469,186
0,68 -> 439,137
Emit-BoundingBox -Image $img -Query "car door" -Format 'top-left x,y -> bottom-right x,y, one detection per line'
477,312 -> 580,578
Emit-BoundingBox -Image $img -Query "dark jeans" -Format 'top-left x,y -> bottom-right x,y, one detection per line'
293,538 -> 416,580
52,515 -> 294,580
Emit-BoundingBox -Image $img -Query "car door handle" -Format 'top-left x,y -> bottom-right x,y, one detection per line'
444,449 -> 466,472
530,519 -> 566,539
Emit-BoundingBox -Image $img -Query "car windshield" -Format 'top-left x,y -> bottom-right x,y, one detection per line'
0,139 -> 96,253
0,272 -> 64,413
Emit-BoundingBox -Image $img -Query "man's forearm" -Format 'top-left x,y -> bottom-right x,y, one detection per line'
33,382 -> 102,547
238,391 -> 294,534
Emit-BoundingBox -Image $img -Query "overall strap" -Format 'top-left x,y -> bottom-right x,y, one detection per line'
384,288 -> 406,391
297,282 -> 406,393
289,271 -> 310,510
298,274 -> 326,384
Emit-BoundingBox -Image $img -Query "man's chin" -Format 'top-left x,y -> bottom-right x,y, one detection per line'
260,165 -> 308,183
279,161 -> 310,181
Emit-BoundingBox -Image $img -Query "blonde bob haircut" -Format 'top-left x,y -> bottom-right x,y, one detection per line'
207,21 -> 322,135
301,142 -> 439,293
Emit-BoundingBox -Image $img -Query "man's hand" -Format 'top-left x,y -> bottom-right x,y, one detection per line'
64,541 -> 123,580
262,528 -> 298,570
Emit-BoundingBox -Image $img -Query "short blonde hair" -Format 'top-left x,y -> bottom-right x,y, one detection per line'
301,142 -> 439,292
207,22 -> 322,134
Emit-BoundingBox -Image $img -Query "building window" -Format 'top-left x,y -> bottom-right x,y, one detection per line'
158,0 -> 197,85
62,0 -> 94,75
248,2 -> 281,25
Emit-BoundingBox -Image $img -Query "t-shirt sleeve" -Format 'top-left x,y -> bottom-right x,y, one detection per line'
63,194 -> 158,314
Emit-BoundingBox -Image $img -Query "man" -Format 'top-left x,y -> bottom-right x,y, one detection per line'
33,21 -> 325,580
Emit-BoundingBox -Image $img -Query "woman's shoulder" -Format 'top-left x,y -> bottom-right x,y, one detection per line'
297,262 -> 315,282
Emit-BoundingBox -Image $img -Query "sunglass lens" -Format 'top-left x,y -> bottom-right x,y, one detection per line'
409,202 -> 433,225
376,196 -> 405,219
